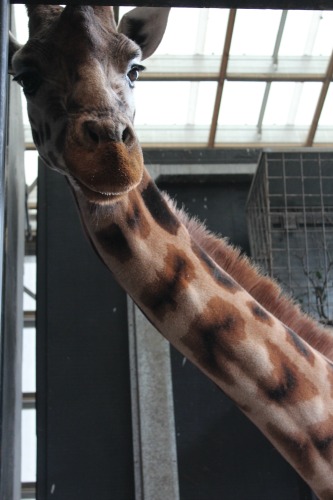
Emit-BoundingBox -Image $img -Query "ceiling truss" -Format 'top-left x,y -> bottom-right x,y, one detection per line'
19,6 -> 333,149
139,8 -> 333,149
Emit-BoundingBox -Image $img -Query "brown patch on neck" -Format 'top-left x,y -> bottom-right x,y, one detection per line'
309,415 -> 333,463
141,180 -> 180,236
126,191 -> 151,239
261,339 -> 319,405
182,296 -> 247,386
191,242 -> 241,293
95,222 -> 132,263
285,326 -> 315,365
247,300 -> 274,326
140,243 -> 196,320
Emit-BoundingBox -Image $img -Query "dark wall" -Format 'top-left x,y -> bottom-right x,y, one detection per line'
158,176 -> 312,500
37,166 -> 135,500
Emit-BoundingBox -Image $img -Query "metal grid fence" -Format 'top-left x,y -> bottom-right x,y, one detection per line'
246,151 -> 333,325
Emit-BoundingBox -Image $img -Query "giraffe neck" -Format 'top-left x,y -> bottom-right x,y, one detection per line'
72,167 -> 333,499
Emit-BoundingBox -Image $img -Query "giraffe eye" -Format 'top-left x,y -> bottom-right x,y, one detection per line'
13,71 -> 42,96
127,64 -> 145,88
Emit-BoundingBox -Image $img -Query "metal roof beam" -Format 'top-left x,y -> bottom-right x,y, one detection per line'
142,54 -> 330,82
257,82 -> 271,135
208,8 -> 236,148
305,50 -> 333,146
257,10 -> 287,134
272,10 -> 288,65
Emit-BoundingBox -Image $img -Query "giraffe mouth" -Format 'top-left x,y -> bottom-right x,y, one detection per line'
73,175 -> 141,203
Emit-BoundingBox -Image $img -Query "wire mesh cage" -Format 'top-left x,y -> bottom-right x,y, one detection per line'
246,151 -> 333,326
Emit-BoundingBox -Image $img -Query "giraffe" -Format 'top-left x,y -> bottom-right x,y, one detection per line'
9,6 -> 333,499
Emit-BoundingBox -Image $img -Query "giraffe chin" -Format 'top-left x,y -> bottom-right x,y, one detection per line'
72,175 -> 142,205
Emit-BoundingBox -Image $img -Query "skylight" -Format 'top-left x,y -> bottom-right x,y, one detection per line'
14,5 -> 333,148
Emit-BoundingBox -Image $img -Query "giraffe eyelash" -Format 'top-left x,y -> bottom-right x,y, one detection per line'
126,64 -> 145,88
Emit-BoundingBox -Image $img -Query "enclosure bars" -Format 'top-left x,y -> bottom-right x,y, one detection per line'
247,150 -> 333,323
318,155 -> 330,324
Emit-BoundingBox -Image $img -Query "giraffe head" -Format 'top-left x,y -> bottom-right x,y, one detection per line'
9,6 -> 170,203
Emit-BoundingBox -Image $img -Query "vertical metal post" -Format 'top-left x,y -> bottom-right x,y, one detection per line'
0,0 -> 10,494
0,4 -> 25,499
0,0 -> 8,294
128,298 -> 179,500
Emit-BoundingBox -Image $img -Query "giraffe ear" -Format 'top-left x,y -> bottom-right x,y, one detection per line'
118,7 -> 170,60
8,32 -> 22,74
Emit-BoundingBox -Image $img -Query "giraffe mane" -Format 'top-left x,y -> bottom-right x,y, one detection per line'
162,193 -> 333,362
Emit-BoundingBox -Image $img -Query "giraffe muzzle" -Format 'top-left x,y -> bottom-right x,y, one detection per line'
63,118 -> 144,203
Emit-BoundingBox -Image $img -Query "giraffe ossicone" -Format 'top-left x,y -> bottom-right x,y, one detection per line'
9,6 -> 333,499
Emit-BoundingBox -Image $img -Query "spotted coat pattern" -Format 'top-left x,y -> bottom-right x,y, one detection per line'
9,6 -> 333,499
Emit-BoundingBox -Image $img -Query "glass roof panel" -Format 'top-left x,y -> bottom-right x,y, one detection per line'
202,9 -> 229,55
135,81 -> 217,126
230,10 -> 282,56
135,82 -> 193,125
293,82 -> 322,124
188,82 -> 217,124
311,12 -> 333,56
136,125 -> 209,147
279,11 -> 333,56
147,8 -> 228,56
151,9 -> 200,55
219,81 -> 266,125
263,82 -> 321,126
13,4 -> 29,43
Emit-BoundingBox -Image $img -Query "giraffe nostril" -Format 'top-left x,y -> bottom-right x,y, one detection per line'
84,120 -> 100,145
122,127 -> 130,143
88,129 -> 99,144
122,126 -> 135,147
